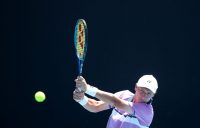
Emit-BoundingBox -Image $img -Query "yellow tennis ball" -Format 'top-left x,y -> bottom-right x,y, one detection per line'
34,91 -> 46,102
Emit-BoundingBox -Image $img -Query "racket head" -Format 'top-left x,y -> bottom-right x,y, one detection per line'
74,19 -> 88,61
74,19 -> 88,75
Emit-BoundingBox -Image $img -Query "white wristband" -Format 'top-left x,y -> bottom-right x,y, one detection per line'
78,96 -> 88,106
86,85 -> 98,97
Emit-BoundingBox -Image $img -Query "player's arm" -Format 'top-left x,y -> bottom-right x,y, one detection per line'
95,90 -> 132,113
75,76 -> 133,114
84,99 -> 110,113
73,89 -> 110,113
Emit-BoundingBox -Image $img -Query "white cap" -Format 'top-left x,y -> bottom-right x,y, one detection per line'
136,75 -> 158,94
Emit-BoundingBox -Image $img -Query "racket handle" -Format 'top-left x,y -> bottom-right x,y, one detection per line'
77,87 -> 81,91
76,75 -> 82,92
79,63 -> 83,75
77,75 -> 82,92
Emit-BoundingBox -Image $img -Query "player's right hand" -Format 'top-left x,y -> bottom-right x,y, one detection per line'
73,88 -> 84,102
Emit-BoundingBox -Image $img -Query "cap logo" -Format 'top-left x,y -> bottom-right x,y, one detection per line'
147,80 -> 151,83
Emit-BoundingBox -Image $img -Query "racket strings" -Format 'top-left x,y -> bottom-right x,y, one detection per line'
76,22 -> 85,59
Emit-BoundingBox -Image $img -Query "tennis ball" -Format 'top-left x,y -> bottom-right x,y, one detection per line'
34,91 -> 46,102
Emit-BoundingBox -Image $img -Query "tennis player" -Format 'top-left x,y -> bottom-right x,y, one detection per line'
73,75 -> 158,128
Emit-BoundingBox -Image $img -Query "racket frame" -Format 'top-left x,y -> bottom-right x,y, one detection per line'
74,19 -> 88,76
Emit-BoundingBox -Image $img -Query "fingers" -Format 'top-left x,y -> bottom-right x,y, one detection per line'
74,76 -> 87,91
73,89 -> 84,102
74,79 -> 83,85
74,79 -> 82,87
74,88 -> 83,93
74,88 -> 80,93
76,76 -> 84,82
74,77 -> 85,83
77,76 -> 84,80
74,81 -> 83,89
74,76 -> 88,93
76,84 -> 82,88
73,93 -> 81,101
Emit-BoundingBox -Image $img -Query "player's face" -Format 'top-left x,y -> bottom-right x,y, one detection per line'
135,86 -> 154,102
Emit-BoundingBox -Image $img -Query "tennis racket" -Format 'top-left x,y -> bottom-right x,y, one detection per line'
74,19 -> 88,78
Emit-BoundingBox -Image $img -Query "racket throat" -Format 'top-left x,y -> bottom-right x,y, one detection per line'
79,63 -> 83,75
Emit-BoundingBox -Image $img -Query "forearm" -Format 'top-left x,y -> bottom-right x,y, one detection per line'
83,98 -> 102,113
95,90 -> 117,107
79,97 -> 109,113
86,85 -> 129,110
